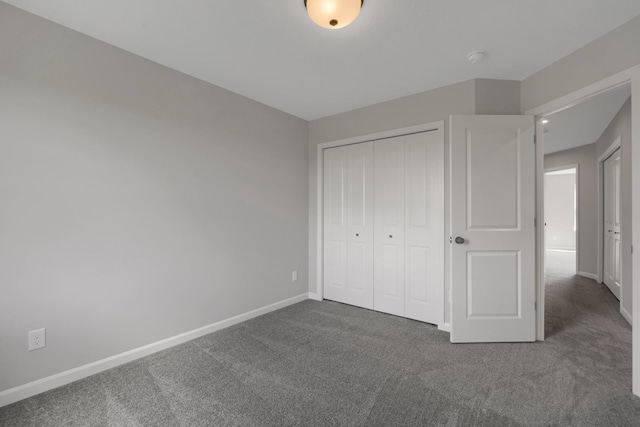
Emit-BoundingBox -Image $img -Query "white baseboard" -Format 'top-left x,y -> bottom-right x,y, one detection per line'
0,293 -> 309,408
621,305 -> 633,326
577,271 -> 598,281
308,292 -> 322,301
438,322 -> 451,333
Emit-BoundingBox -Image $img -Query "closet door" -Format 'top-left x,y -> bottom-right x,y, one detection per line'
374,137 -> 406,317
404,132 -> 444,324
603,148 -> 621,298
346,142 -> 374,309
323,146 -> 348,303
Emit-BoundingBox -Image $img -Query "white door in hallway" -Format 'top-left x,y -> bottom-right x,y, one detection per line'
450,115 -> 536,343
603,147 -> 621,299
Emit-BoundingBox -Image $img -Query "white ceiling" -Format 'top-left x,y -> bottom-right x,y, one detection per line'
4,0 -> 640,120
544,84 -> 631,154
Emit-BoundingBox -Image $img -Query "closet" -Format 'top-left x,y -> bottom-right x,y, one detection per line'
322,130 -> 444,325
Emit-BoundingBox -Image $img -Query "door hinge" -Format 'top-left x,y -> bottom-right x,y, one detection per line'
535,301 -> 537,311
449,236 -> 452,244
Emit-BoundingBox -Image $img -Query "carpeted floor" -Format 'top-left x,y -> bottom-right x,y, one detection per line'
1,253 -> 638,426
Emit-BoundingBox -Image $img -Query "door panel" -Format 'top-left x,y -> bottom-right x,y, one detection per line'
374,137 -> 405,317
467,251 -> 520,318
404,132 -> 444,324
323,147 -> 348,303
467,129 -> 520,230
347,142 -> 374,309
451,115 -> 535,343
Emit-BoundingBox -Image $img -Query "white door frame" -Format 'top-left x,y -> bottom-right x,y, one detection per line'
525,64 -> 640,397
544,164 -> 579,274
314,120 -> 447,329
597,136 -> 622,285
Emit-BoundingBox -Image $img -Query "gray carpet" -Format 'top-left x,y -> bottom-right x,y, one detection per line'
1,255 -> 638,426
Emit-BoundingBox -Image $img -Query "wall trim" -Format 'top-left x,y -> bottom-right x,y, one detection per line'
535,119 -> 546,341
577,271 -> 599,281
524,67 -> 636,117
621,305 -> 633,326
0,293 -> 309,408
308,292 -> 322,301
438,323 -> 451,333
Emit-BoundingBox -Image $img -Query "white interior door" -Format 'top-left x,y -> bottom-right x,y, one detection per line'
404,132 -> 444,324
603,148 -> 621,299
450,115 -> 536,343
323,146 -> 348,303
346,142 -> 374,309
374,136 -> 406,317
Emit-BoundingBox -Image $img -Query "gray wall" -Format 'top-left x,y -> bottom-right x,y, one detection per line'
521,15 -> 640,112
475,79 -> 521,115
0,5 -> 308,392
544,172 -> 577,251
596,97 -> 632,318
545,144 -> 598,275
308,78 -> 521,325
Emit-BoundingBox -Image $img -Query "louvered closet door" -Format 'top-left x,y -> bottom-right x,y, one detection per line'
323,143 -> 374,308
404,132 -> 444,324
374,136 -> 406,317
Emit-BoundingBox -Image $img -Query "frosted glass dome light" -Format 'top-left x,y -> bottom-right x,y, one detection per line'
304,0 -> 364,29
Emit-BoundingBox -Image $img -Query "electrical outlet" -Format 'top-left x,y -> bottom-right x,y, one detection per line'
28,328 -> 46,351
292,270 -> 298,282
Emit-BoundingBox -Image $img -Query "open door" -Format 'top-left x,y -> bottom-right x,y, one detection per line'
450,115 -> 536,343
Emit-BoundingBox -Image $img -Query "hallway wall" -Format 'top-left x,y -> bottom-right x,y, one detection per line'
544,144 -> 597,276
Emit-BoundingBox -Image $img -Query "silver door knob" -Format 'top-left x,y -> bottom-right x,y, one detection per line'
455,237 -> 465,244
389,235 -> 393,238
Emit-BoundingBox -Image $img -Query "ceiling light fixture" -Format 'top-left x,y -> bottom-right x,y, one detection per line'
542,119 -> 549,124
304,0 -> 364,29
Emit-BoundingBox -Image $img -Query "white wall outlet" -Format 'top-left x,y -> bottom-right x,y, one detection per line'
292,270 -> 298,282
28,328 -> 46,351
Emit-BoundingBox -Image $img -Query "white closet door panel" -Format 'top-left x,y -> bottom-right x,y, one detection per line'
404,132 -> 444,324
323,146 -> 348,303
374,136 -> 405,316
347,142 -> 374,309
